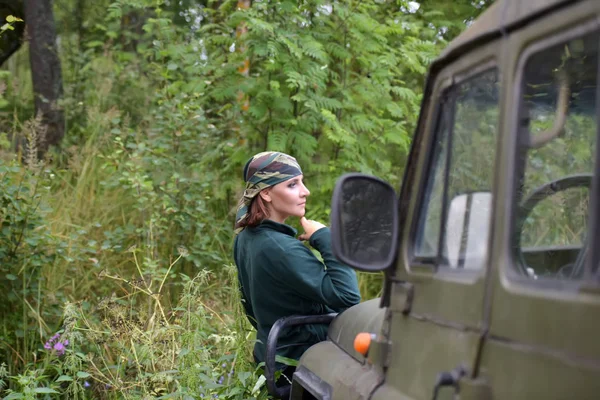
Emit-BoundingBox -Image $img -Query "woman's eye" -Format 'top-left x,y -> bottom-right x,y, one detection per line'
288,183 -> 297,188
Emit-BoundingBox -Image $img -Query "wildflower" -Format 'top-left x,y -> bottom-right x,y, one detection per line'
84,381 -> 91,388
53,342 -> 66,356
221,363 -> 227,368
218,376 -> 224,385
44,333 -> 69,356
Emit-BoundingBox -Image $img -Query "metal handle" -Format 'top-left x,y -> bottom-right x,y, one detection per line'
266,313 -> 338,399
431,365 -> 467,400
528,72 -> 570,149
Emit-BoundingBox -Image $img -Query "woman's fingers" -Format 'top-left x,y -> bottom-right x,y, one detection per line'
300,216 -> 309,229
299,217 -> 325,241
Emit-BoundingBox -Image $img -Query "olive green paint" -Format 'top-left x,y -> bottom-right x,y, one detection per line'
326,298 -> 386,363
293,1 -> 600,399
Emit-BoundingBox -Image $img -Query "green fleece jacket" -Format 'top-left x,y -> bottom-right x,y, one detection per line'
233,219 -> 361,364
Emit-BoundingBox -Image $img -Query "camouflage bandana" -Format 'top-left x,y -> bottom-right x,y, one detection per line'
234,151 -> 303,233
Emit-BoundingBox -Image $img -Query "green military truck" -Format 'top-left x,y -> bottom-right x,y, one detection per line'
265,0 -> 600,398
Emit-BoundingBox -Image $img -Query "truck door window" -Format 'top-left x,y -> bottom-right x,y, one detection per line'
414,68 -> 499,270
513,31 -> 598,280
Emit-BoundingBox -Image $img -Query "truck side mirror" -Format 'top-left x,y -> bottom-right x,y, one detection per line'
330,173 -> 399,272
445,192 -> 492,269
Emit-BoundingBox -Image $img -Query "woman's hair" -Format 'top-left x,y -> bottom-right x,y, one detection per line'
237,193 -> 270,229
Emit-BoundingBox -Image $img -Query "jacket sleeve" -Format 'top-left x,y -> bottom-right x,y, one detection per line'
262,227 -> 361,311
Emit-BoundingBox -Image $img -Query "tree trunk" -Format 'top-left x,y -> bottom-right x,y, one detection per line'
23,0 -> 64,154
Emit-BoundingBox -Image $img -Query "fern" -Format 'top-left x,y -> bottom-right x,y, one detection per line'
289,131 -> 318,157
268,132 -> 287,151
310,94 -> 343,111
278,36 -> 303,59
325,42 -> 351,61
321,109 -> 355,145
349,115 -> 377,134
106,2 -> 123,21
247,17 -> 275,35
174,0 -> 451,216
299,36 -> 328,63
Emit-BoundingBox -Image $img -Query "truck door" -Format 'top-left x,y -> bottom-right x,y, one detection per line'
372,36 -> 502,400
483,2 -> 600,398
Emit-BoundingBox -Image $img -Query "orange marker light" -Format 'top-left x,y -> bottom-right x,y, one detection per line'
354,333 -> 375,356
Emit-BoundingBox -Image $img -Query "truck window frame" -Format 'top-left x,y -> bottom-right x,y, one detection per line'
507,19 -> 600,290
409,61 -> 499,279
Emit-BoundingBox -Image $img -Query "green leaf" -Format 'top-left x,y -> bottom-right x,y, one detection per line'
33,388 -> 59,394
321,109 -> 356,145
228,386 -> 245,395
386,102 -> 404,118
197,373 -> 219,389
268,132 -> 287,151
275,355 -> 299,367
248,17 -> 274,34
3,393 -> 24,399
251,374 -> 266,395
85,41 -> 105,48
5,274 -> 17,280
76,371 -> 90,379
56,375 -> 73,382
238,371 -> 251,387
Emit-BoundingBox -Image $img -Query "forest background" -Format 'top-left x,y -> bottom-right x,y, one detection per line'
0,0 -> 491,398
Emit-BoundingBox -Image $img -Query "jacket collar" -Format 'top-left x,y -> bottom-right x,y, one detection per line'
256,219 -> 297,237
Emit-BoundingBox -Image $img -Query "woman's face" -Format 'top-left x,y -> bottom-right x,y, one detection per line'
261,175 -> 310,223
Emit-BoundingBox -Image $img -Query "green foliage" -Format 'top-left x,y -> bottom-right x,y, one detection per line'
195,0 -> 436,213
0,15 -> 23,37
0,15 -> 24,110
0,129 -> 64,372
411,0 -> 494,43
1,267 -> 269,399
521,113 -> 596,249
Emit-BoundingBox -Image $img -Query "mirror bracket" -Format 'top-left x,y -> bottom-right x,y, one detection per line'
388,280 -> 414,315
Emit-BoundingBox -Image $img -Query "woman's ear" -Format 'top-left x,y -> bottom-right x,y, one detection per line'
259,189 -> 272,203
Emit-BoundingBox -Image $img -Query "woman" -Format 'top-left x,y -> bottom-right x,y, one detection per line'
233,151 -> 361,380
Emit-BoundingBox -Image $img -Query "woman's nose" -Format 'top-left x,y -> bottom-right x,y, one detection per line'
302,183 -> 310,196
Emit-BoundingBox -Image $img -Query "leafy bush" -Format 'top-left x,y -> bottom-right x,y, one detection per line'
0,124 -> 65,373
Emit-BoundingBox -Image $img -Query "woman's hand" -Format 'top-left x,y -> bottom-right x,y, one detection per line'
298,216 -> 326,241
